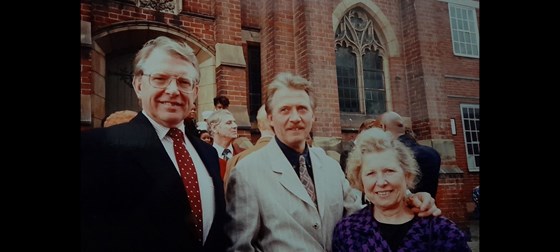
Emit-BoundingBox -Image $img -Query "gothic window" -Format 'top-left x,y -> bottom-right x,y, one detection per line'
335,7 -> 386,115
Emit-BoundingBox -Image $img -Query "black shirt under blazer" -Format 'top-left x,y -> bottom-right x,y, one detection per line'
81,113 -> 229,252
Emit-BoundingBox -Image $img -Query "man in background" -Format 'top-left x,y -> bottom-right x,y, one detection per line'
379,111 -> 442,197
224,105 -> 274,189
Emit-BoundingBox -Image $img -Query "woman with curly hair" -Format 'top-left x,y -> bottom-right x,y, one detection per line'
333,127 -> 470,252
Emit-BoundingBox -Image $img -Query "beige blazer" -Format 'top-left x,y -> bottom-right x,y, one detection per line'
225,138 -> 363,251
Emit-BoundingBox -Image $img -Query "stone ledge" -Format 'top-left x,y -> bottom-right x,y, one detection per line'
440,166 -> 464,174
215,43 -> 246,68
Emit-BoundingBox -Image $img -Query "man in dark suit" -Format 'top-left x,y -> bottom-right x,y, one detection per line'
379,111 -> 441,197
81,36 -> 229,252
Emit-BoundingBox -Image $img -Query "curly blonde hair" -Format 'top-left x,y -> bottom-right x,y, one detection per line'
346,127 -> 420,192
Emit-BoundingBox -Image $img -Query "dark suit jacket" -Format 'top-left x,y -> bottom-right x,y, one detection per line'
398,134 -> 441,198
81,113 -> 230,252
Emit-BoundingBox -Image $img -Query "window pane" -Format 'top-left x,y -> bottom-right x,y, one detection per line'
363,51 -> 384,90
461,104 -> 480,171
365,90 -> 386,115
336,46 -> 359,112
469,21 -> 476,32
247,44 -> 262,122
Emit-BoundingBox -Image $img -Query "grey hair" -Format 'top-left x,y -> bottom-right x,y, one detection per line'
132,36 -> 200,85
346,127 -> 420,192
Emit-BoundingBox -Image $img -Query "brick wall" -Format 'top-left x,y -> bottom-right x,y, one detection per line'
241,0 -> 260,28
437,174 -> 470,231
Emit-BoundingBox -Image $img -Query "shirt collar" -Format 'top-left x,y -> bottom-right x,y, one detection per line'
142,110 -> 186,140
213,143 -> 233,154
276,136 -> 309,168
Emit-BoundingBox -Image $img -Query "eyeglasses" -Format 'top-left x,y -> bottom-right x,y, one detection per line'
143,73 -> 196,94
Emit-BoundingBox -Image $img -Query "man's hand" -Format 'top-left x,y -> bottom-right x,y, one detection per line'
407,191 -> 442,217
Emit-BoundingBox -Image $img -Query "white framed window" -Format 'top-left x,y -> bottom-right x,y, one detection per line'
448,3 -> 479,58
460,104 -> 479,171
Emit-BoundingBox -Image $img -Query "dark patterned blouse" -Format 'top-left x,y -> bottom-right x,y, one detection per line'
332,205 -> 471,252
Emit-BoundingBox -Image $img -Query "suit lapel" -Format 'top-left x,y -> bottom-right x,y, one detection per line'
189,133 -> 221,180
127,113 -> 188,193
267,140 -> 317,208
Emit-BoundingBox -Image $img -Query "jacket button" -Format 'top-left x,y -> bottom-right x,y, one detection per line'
313,223 -> 319,229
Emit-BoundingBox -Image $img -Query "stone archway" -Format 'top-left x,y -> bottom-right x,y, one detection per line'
87,21 -> 215,127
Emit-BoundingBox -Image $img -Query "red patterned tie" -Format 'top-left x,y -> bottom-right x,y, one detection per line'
168,128 -> 203,244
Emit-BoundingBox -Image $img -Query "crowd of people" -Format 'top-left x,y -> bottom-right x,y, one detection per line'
81,36 -> 471,251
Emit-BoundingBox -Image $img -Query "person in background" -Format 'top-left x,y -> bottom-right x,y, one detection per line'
224,105 -> 273,189
102,110 -> 138,128
196,110 -> 212,133
472,185 -> 480,219
225,72 -> 440,251
81,36 -> 229,252
184,105 -> 199,137
333,128 -> 470,252
339,118 -> 379,174
199,130 -> 213,145
213,95 -> 230,110
207,109 -> 245,179
379,111 -> 441,197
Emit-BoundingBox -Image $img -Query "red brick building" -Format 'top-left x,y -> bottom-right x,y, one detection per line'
81,0 -> 479,232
